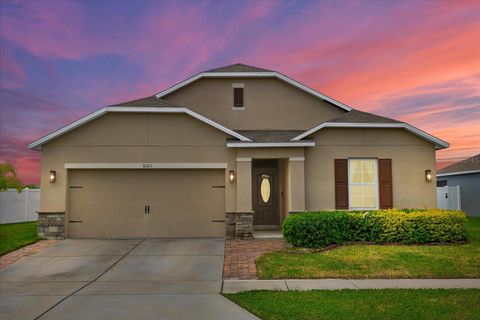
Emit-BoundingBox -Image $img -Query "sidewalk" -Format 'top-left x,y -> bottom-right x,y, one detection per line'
222,279 -> 480,293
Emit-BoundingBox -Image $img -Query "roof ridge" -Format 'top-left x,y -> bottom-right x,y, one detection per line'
205,63 -> 274,73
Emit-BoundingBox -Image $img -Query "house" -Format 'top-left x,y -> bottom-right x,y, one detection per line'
437,154 -> 480,216
28,63 -> 449,239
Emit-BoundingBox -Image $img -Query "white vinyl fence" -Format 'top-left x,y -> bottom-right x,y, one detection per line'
437,185 -> 461,210
0,189 -> 40,224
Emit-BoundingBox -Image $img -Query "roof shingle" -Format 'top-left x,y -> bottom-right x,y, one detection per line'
438,154 -> 480,175
326,109 -> 402,124
111,96 -> 179,107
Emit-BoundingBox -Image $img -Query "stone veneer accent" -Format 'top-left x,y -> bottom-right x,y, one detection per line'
38,212 -> 65,240
226,212 -> 254,240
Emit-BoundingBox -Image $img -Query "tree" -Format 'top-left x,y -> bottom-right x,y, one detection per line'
0,163 -> 24,192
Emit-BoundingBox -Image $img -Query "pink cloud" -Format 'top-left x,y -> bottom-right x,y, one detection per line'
232,1 -> 480,163
236,0 -> 279,21
0,1 -> 139,61
0,50 -> 26,88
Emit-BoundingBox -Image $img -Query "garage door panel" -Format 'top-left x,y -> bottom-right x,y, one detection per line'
149,205 -> 222,218
69,171 -> 146,222
148,221 -> 224,237
71,204 -> 144,221
68,169 -> 225,238
145,169 -> 225,237
69,221 -> 146,238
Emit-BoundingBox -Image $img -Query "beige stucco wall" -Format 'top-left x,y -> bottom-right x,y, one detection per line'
163,78 -> 345,130
40,113 -> 237,214
305,128 -> 437,210
39,112 -> 439,223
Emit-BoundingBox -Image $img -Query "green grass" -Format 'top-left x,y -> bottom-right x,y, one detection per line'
225,289 -> 480,320
257,217 -> 480,279
0,221 -> 39,256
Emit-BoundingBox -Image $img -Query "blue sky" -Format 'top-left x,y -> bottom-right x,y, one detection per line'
1,0 -> 479,183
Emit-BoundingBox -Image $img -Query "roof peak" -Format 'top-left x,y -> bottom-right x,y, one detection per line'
205,63 -> 274,73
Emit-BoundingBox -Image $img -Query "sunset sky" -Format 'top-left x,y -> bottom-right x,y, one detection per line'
0,0 -> 479,184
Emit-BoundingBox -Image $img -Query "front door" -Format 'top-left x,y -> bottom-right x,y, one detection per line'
252,160 -> 279,228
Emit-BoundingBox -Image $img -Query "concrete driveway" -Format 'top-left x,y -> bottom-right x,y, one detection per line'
0,238 -> 258,320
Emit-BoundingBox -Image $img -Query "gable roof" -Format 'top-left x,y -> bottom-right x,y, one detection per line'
28,64 -> 449,151
291,110 -> 449,150
27,106 -> 251,150
206,63 -> 274,73
155,63 -> 352,112
437,154 -> 480,177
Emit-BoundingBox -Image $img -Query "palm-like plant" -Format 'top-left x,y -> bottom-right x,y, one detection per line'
0,163 -> 24,192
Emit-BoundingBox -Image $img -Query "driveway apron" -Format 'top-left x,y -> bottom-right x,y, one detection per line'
0,238 -> 258,320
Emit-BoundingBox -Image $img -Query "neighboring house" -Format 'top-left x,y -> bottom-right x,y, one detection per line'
437,154 -> 480,216
28,63 -> 449,239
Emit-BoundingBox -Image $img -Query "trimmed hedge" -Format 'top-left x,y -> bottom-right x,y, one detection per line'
282,209 -> 467,248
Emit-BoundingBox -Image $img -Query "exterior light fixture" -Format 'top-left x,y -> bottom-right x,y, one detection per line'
229,170 -> 235,183
425,170 -> 432,182
49,171 -> 56,183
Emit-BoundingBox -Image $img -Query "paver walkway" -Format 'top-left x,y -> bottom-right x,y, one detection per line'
222,278 -> 480,293
0,240 -> 57,270
224,239 -> 286,279
0,238 -> 259,320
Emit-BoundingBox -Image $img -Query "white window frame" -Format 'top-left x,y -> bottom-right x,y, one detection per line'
347,158 -> 379,210
232,83 -> 245,110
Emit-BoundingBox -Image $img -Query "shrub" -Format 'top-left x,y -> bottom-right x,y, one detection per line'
282,211 -> 350,247
282,209 -> 467,248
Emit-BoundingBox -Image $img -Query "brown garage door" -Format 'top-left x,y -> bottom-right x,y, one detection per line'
67,169 -> 225,238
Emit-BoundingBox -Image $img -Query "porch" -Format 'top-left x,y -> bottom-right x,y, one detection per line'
227,149 -> 306,240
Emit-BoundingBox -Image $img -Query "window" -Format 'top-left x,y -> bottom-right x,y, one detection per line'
260,174 -> 271,203
348,159 -> 378,210
232,83 -> 244,109
233,87 -> 244,108
437,180 -> 447,187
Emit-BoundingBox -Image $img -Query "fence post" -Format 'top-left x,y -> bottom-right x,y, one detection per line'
24,188 -> 29,222
441,186 -> 446,209
456,185 -> 461,210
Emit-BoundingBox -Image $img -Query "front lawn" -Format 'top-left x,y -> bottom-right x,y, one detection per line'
225,289 -> 480,320
0,221 -> 38,256
257,217 -> 480,279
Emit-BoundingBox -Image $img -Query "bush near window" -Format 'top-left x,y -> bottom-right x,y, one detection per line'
282,209 -> 467,248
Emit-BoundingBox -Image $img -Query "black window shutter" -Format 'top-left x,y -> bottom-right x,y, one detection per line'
334,159 -> 349,209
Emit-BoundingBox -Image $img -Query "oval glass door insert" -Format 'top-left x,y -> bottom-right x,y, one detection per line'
260,174 -> 271,203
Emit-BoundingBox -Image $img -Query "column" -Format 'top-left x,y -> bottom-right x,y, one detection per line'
236,157 -> 252,212
289,157 -> 306,212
